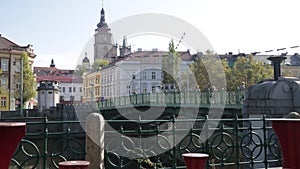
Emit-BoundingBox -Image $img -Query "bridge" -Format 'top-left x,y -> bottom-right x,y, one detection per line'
97,90 -> 245,120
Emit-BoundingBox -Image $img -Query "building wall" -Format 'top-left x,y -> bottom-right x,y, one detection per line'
58,82 -> 83,103
0,48 -> 35,111
82,70 -> 101,102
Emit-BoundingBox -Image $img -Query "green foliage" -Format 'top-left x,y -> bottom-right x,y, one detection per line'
190,50 -> 227,90
190,52 -> 273,90
92,59 -> 109,70
162,40 -> 180,85
14,52 -> 37,104
74,65 -> 88,76
227,55 -> 273,90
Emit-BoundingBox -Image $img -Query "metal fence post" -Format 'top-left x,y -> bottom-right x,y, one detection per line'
234,115 -> 240,169
43,116 -> 48,169
172,115 -> 177,168
263,115 -> 268,169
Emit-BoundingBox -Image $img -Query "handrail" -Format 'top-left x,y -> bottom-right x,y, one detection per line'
6,115 -> 282,169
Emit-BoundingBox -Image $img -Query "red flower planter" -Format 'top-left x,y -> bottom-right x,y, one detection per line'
58,161 -> 90,169
182,153 -> 209,169
272,119 -> 300,169
0,122 -> 26,169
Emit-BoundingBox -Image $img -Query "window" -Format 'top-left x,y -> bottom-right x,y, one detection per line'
1,78 -> 8,89
142,85 -> 147,93
152,86 -> 156,93
1,59 -> 8,71
15,62 -> 20,72
60,96 -> 64,101
1,97 -> 6,107
152,72 -> 156,79
69,87 -> 72,92
70,96 -> 74,102
62,87 -> 65,92
80,87 -> 82,92
142,72 -> 147,79
73,87 -> 76,92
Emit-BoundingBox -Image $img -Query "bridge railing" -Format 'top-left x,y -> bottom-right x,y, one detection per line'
5,115 -> 282,169
98,89 -> 246,109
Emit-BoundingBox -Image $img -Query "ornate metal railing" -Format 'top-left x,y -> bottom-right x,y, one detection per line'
4,115 -> 282,169
105,115 -> 282,169
2,117 -> 86,169
98,90 -> 246,110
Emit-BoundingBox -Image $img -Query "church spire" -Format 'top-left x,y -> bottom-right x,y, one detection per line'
97,0 -> 107,28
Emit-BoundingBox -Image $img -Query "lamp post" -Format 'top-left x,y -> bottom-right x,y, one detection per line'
20,56 -> 24,116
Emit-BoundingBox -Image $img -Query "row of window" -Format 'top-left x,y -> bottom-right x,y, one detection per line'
61,87 -> 82,93
60,96 -> 83,102
0,59 -> 21,72
132,71 -> 162,80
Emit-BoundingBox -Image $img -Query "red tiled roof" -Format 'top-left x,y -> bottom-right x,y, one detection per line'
0,35 -> 20,49
112,50 -> 193,64
36,76 -> 83,83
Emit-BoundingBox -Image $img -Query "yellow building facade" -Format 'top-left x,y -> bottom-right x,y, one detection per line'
82,70 -> 101,103
0,35 -> 36,111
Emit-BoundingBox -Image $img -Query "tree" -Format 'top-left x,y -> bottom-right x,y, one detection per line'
14,52 -> 37,105
227,55 -> 273,90
92,59 -> 109,71
190,50 -> 227,91
162,40 -> 180,87
74,65 -> 88,76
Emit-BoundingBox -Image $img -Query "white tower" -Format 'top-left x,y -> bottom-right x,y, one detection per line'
37,80 -> 60,111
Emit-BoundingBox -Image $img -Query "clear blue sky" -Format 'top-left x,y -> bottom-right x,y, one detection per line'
1,0 -> 300,69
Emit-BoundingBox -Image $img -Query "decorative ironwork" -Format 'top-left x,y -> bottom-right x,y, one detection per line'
6,115 -> 283,169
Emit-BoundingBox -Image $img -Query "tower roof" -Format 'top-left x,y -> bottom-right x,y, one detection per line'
83,52 -> 90,63
50,59 -> 55,68
83,56 -> 90,63
97,7 -> 107,28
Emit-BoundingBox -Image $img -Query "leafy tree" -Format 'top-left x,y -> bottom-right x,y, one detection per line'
190,50 -> 227,91
226,55 -> 273,90
14,52 -> 37,105
74,65 -> 88,76
92,59 -> 109,71
191,52 -> 273,91
162,40 -> 180,86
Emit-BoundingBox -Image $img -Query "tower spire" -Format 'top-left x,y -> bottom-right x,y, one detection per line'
97,0 -> 107,28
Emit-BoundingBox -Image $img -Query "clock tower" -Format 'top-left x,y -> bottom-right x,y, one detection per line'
94,6 -> 117,62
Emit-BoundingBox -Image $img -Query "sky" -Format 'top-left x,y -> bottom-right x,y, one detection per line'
1,0 -> 300,69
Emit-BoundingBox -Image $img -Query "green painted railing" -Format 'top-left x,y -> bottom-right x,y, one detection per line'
5,115 -> 282,169
4,117 -> 86,169
98,90 -> 246,110
105,115 -> 282,169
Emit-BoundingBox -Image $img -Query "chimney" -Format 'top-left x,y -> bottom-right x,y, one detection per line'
267,56 -> 286,80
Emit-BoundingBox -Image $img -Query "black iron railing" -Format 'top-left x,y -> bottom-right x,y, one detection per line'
5,115 -> 282,169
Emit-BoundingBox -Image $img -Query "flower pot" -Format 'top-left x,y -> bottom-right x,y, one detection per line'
0,122 -> 26,169
272,119 -> 300,169
182,153 -> 209,169
59,161 -> 90,169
